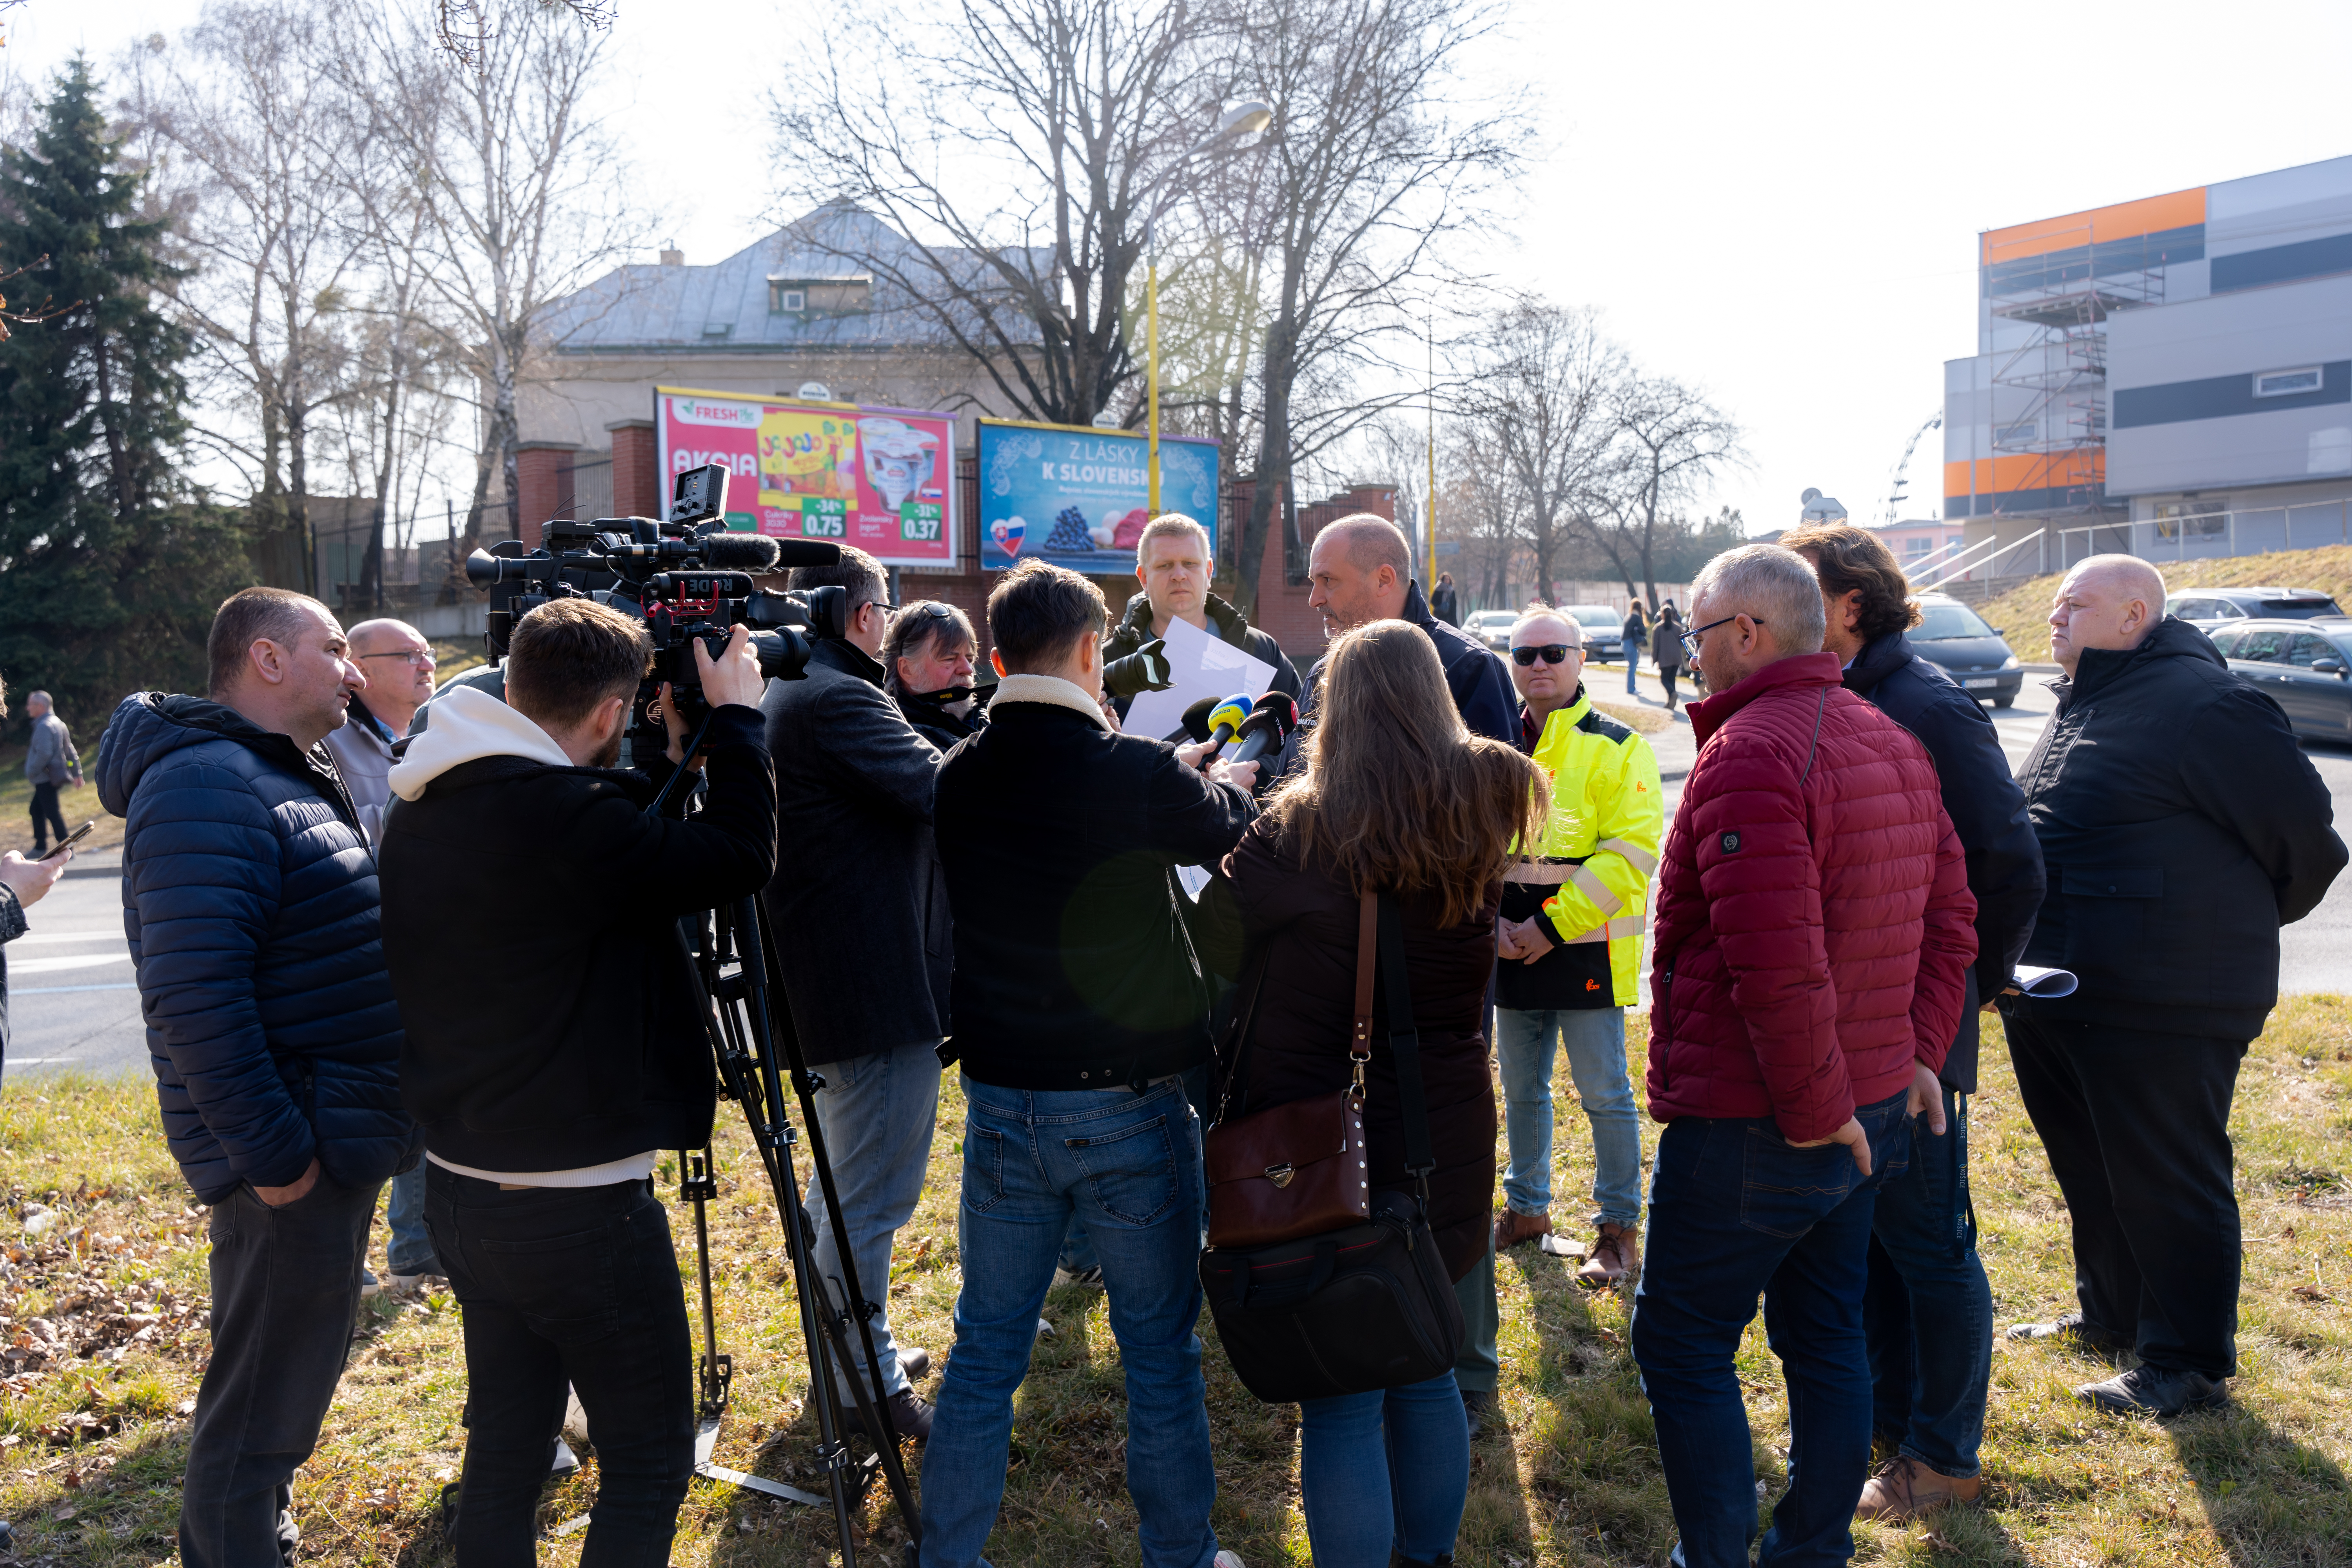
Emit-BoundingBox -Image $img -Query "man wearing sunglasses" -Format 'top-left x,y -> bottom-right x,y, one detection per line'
1488,610 -> 1661,1294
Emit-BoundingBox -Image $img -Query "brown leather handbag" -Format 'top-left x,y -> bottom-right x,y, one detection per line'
1202,891 -> 1377,1250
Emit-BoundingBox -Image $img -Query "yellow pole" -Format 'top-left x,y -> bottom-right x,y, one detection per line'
1148,256 -> 1161,514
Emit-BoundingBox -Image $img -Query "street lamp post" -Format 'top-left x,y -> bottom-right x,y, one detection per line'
1144,100 -> 1272,513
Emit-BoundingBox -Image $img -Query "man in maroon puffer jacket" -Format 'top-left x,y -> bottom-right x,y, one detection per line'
1630,544 -> 1976,1568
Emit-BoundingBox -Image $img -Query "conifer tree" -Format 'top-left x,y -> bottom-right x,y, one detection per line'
0,57 -> 248,733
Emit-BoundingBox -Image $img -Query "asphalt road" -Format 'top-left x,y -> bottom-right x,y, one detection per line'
9,662 -> 2349,1081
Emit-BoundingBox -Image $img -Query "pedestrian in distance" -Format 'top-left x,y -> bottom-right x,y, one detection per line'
378,601 -> 777,1564
1630,544 -> 1976,1568
1788,522 -> 2046,1519
1489,608 -> 1662,1290
924,560 -> 1259,1568
1098,513 -> 1302,724
2002,555 -> 2345,1417
1286,512 -> 1518,1429
1653,600 -> 1686,713
1430,569 -> 1462,626
324,617 -> 442,1296
886,599 -> 987,750
22,688 -> 82,856
1,677 -> 75,1088
1621,603 -> 1650,695
764,546 -> 951,1443
95,587 -> 417,1568
1191,617 -> 1546,1568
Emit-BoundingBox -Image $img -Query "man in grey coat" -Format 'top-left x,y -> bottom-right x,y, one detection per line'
24,690 -> 82,856
324,617 -> 441,1292
762,545 -> 949,1443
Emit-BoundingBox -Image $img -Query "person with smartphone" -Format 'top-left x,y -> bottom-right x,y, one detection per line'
0,679 -> 76,1087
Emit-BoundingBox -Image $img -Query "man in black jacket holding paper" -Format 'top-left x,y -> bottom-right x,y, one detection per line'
2002,555 -> 2344,1417
378,600 -> 776,1565
1792,524 -> 2045,1517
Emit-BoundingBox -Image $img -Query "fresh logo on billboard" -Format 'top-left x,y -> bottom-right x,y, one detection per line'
668,397 -> 759,427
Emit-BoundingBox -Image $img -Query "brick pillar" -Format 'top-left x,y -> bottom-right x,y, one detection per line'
1343,483 -> 1398,522
515,442 -> 579,549
607,418 -> 661,519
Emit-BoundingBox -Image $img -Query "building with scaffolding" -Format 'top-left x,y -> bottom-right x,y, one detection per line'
1941,154 -> 2352,585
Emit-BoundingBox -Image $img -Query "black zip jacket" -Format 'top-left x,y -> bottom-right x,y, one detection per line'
2015,616 -> 2345,1040
934,684 -> 1256,1087
1844,631 -> 2045,1090
1101,590 -> 1302,724
378,705 -> 777,1171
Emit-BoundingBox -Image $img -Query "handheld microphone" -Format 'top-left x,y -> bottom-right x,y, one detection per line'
1181,695 -> 1218,744
1203,694 -> 1254,753
1227,691 -> 1298,771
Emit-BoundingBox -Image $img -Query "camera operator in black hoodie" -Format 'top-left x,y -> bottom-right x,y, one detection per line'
377,599 -> 776,1566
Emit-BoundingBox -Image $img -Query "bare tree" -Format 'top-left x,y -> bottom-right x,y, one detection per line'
1457,299 -> 1622,601
773,0 -> 1238,427
430,0 -> 613,68
127,4 -> 370,590
1581,375 -> 1744,613
333,0 -> 636,557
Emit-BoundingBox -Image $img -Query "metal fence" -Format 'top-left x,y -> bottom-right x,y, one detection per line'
2055,498 -> 2352,569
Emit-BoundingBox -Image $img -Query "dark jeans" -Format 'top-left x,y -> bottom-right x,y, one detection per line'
2002,1007 -> 2246,1379
1863,1085 -> 1991,1478
1631,1089 -> 1911,1568
425,1166 -> 695,1568
180,1174 -> 383,1568
28,781 -> 64,850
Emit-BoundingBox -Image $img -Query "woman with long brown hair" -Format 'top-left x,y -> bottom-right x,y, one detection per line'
1198,619 -> 1546,1568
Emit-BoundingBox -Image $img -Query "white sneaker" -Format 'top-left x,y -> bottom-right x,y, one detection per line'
382,1272 -> 434,1293
1214,1552 -> 1246,1568
359,1269 -> 383,1299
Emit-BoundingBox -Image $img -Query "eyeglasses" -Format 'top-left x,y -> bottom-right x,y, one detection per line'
358,650 -> 436,667
1510,644 -> 1577,666
1679,615 -> 1760,657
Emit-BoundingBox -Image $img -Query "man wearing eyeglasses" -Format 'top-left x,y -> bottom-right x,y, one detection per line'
1490,610 -> 1661,1289
323,619 -> 442,1292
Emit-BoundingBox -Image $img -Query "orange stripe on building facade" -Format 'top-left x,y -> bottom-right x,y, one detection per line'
1942,451 -> 2106,497
1980,187 -> 2207,266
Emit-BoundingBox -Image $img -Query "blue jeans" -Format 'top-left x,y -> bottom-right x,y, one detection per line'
1626,653 -> 1641,693
1056,1061 -> 1210,1276
1631,1089 -> 1913,1568
385,1165 -> 437,1276
1864,1087 -> 1990,1478
1299,1370 -> 1471,1563
919,1076 -> 1219,1568
808,1040 -> 942,1398
1495,1006 -> 1643,1228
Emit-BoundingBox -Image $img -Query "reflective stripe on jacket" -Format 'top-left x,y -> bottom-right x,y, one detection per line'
1518,690 -> 1664,1007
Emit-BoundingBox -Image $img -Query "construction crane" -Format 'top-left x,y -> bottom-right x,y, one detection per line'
1883,410 -> 1943,525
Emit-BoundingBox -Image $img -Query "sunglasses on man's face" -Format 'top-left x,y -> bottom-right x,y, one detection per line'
1511,644 -> 1578,666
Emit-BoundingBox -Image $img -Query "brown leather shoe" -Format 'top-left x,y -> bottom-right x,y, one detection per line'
1855,1455 -> 1982,1520
1493,1207 -> 1551,1250
1576,1221 -> 1639,1287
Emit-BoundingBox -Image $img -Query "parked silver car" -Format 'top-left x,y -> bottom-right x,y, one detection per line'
2166,586 -> 2342,632
2210,617 -> 2352,743
1466,609 -> 1517,652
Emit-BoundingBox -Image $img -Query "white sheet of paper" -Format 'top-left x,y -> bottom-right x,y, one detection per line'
1175,864 -> 1212,902
2011,964 -> 2078,999
1121,612 -> 1277,742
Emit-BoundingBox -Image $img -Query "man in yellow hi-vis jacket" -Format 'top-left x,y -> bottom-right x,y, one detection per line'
1491,606 -> 1663,1287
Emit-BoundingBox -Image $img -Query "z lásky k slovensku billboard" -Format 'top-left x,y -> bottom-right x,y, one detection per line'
655,385 -> 957,568
976,417 -> 1219,572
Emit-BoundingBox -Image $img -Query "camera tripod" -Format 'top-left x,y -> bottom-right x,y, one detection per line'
673,886 -> 924,1564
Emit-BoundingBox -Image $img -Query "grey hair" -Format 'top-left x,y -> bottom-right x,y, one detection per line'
882,600 -> 976,694
1691,544 -> 1828,654
1510,604 -> 1583,647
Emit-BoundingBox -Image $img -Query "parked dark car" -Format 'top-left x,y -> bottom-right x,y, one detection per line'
2167,586 -> 2343,632
1909,593 -> 2025,707
1558,604 -> 1625,662
2209,617 -> 2352,743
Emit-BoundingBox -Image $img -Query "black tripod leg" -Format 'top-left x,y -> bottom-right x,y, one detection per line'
681,1150 -> 730,1421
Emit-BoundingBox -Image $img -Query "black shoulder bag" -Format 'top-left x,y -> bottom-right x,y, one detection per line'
1197,890 -> 1465,1403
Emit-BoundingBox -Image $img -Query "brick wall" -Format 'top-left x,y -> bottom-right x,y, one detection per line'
607,419 -> 661,518
514,442 -> 579,548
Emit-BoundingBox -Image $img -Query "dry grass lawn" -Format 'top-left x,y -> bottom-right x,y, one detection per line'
4,1000 -> 2349,1567
1979,544 -> 2352,664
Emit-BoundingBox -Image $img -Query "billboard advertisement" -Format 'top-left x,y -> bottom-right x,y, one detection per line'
653,385 -> 957,568
976,417 -> 1219,573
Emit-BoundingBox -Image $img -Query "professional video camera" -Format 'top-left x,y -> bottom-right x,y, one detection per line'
465,464 -> 849,746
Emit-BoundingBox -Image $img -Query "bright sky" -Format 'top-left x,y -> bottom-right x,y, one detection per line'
12,0 -> 2352,537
